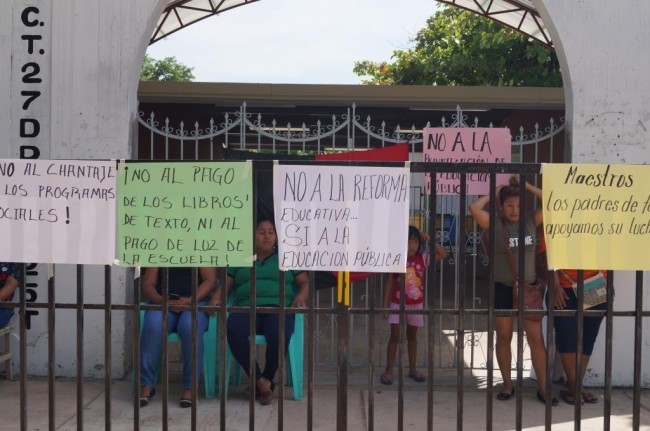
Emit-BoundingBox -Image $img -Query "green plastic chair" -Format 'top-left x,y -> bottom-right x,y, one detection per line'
221,313 -> 304,400
139,306 -> 218,399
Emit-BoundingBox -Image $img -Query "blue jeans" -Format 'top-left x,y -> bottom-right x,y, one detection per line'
227,306 -> 295,382
140,302 -> 208,390
0,308 -> 13,329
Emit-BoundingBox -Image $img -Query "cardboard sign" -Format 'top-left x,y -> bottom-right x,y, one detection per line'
543,163 -> 650,270
117,161 -> 253,267
274,164 -> 410,273
0,159 -> 116,264
423,127 -> 511,195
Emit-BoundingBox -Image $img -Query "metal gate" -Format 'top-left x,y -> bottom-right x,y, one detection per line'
137,102 -> 566,372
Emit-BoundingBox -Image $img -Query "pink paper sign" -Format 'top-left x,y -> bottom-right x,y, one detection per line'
423,127 -> 511,195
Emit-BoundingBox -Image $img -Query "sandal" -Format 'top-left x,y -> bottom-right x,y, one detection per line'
139,387 -> 155,407
407,371 -> 426,383
179,398 -> 192,408
256,379 -> 275,405
496,388 -> 514,401
380,373 -> 393,385
537,390 -> 559,406
258,389 -> 273,405
582,392 -> 599,404
560,390 -> 579,405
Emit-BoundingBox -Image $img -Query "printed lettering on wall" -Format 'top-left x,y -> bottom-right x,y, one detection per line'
12,3 -> 52,329
273,164 -> 410,272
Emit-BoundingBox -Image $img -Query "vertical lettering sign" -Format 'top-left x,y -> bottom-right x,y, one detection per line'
543,164 -> 650,270
423,128 -> 511,195
274,164 -> 410,272
12,3 -> 51,160
118,161 -> 253,267
10,2 -> 52,330
0,159 -> 116,264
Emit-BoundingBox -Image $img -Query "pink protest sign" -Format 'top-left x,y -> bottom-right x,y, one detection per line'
423,127 -> 511,195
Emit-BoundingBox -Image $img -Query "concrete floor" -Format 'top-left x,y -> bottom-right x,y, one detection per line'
1,377 -> 648,430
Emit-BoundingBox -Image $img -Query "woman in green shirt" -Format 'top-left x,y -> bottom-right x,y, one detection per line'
210,218 -> 308,405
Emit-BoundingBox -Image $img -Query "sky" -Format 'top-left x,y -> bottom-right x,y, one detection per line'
146,0 -> 439,84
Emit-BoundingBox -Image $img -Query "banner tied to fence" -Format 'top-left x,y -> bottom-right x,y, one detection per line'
273,164 -> 410,272
423,127 -> 511,195
0,159 -> 116,264
542,163 -> 650,270
117,161 -> 253,267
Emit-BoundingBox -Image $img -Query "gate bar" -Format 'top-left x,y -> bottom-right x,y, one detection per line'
76,264 -> 84,431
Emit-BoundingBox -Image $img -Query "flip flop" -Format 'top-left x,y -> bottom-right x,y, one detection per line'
139,387 -> 155,407
560,390 -> 584,405
537,390 -> 559,406
258,389 -> 273,405
407,371 -> 426,383
496,388 -> 514,401
380,373 -> 393,385
582,392 -> 599,404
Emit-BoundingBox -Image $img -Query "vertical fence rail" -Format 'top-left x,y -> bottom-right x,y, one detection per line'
48,265 -> 56,431
104,265 -> 112,431
76,265 -> 84,431
633,271 -> 644,431
12,160 -> 650,431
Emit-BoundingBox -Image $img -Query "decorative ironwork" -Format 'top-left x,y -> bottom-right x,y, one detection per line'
136,102 -> 564,371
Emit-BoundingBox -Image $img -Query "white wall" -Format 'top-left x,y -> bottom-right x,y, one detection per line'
1,0 -> 648,384
2,0 -> 167,378
535,0 -> 650,386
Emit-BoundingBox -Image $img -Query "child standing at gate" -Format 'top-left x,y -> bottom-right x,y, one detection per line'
380,225 -> 447,385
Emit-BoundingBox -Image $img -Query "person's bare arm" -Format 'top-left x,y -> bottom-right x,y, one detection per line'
469,190 -> 496,230
292,272 -> 310,308
433,242 -> 448,261
0,275 -> 19,301
382,274 -> 395,319
141,268 -> 162,304
207,273 -> 234,311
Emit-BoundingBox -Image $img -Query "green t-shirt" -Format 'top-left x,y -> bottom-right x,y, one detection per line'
493,213 -> 537,286
227,252 -> 302,307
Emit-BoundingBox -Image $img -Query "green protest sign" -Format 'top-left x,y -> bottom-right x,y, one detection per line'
117,161 -> 253,267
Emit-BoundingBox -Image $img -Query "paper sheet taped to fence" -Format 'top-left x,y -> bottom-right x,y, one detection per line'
423,127 -> 511,195
0,159 -> 116,264
117,161 -> 253,267
274,164 -> 410,272
543,163 -> 650,270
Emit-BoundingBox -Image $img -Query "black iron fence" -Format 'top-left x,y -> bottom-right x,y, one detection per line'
1,161 -> 647,431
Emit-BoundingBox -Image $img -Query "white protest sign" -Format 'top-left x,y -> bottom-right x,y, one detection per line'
0,159 -> 116,264
274,164 -> 410,273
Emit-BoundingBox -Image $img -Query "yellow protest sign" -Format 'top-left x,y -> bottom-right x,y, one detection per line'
542,163 -> 650,270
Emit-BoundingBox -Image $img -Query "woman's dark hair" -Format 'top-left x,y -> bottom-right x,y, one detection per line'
499,185 -> 520,206
408,225 -> 422,253
256,216 -> 276,228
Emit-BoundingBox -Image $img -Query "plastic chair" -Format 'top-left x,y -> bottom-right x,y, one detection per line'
139,306 -> 218,399
221,313 -> 304,400
0,324 -> 13,379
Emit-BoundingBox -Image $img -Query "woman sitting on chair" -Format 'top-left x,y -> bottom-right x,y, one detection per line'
209,217 -> 309,405
139,266 -> 217,408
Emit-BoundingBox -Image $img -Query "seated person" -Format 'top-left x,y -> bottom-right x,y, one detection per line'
0,263 -> 20,329
139,266 -> 217,408
209,218 -> 308,405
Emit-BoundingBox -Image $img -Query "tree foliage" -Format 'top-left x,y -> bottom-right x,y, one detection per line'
353,7 -> 562,87
140,54 -> 195,82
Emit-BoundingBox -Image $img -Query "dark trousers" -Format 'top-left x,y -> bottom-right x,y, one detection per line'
227,306 -> 295,382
